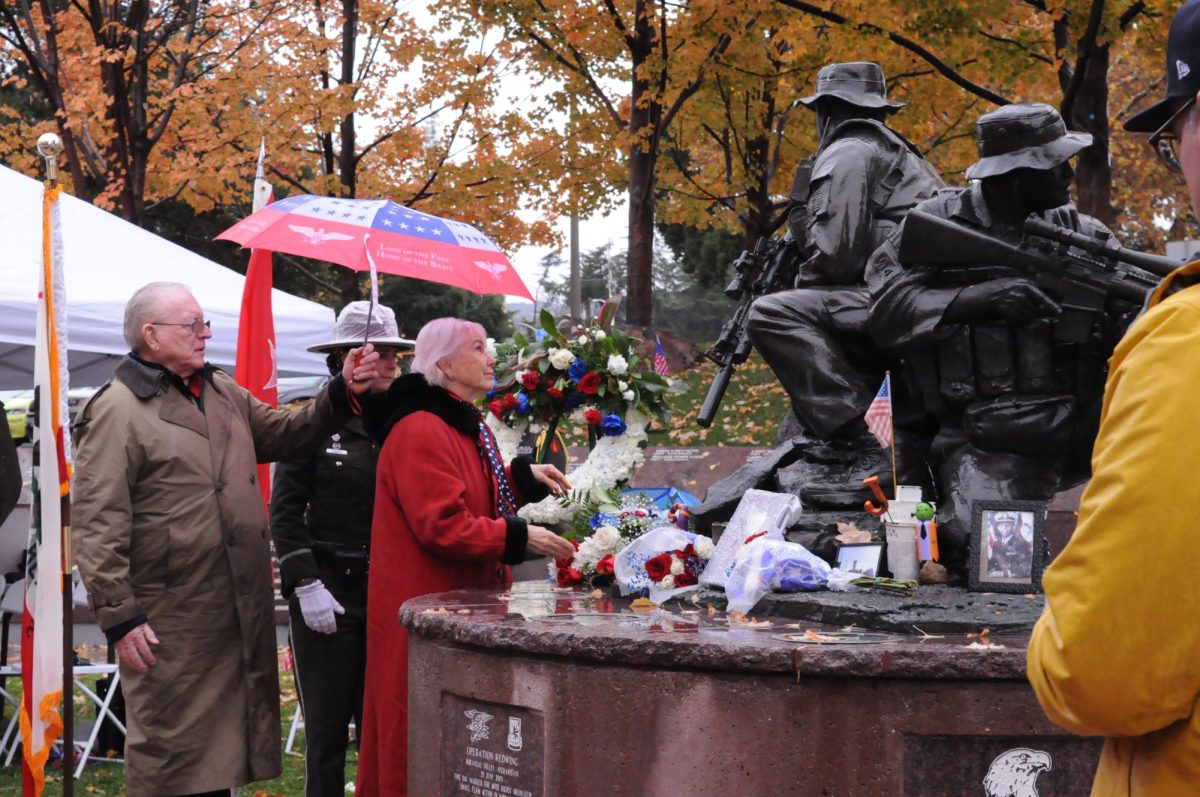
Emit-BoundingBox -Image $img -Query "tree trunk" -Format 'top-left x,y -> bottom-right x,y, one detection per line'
338,0 -> 358,199
625,0 -> 655,328
1065,44 -> 1114,227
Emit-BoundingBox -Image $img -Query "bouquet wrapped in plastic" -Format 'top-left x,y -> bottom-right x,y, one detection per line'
724,538 -> 832,614
614,526 -> 714,604
700,489 -> 803,589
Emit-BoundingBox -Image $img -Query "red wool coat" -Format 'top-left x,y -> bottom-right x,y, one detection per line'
355,375 -> 544,797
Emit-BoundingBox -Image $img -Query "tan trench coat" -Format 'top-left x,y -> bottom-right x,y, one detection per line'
72,357 -> 347,797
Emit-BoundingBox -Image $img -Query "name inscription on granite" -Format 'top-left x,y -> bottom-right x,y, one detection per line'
442,694 -> 544,797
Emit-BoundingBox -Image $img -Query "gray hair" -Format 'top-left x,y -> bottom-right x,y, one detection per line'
411,317 -> 486,389
124,282 -> 192,351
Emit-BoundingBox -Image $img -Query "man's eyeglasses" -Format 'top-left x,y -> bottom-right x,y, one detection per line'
1149,96 -> 1197,173
152,319 -> 211,335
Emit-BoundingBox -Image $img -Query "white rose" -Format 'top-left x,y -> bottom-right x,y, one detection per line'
593,330 -> 606,340
618,380 -> 629,391
669,557 -> 685,576
695,537 -> 714,558
658,575 -> 677,590
548,348 -> 575,370
590,524 -> 621,551
576,334 -> 590,345
607,354 -> 628,375
622,390 -> 635,402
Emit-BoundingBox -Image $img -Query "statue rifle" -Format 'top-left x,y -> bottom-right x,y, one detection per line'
697,232 -> 799,427
898,210 -> 1182,343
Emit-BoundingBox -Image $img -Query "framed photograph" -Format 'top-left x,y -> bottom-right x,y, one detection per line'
836,542 -> 884,578
969,500 -> 1047,593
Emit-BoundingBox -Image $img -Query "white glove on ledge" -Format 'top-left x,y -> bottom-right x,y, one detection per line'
294,579 -> 345,634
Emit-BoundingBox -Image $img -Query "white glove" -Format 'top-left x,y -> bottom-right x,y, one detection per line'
294,579 -> 344,634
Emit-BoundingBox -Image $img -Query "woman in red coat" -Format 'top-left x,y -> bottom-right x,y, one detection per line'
355,317 -> 575,797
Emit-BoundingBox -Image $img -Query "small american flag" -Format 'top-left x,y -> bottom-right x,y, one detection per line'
653,336 -> 669,376
864,374 -> 893,448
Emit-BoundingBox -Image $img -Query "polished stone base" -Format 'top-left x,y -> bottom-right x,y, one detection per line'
404,586 -> 1100,796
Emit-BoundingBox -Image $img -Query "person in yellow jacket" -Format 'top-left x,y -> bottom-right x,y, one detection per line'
1027,3 -> 1200,794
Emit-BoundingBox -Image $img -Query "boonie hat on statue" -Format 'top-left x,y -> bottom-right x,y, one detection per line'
965,103 -> 1092,180
1124,0 -> 1200,132
798,62 -> 905,112
308,301 -> 414,353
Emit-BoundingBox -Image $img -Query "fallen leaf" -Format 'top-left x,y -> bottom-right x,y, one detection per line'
966,641 -> 1006,650
630,597 -> 658,612
706,603 -> 717,617
803,629 -> 837,642
591,588 -> 604,598
455,609 -> 471,614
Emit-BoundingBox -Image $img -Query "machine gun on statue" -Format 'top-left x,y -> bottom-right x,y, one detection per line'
898,211 -> 1181,344
697,231 -> 801,428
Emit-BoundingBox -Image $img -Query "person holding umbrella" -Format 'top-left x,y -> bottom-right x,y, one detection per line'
354,317 -> 576,797
270,301 -> 412,797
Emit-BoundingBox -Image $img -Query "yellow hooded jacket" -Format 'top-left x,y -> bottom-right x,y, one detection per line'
1028,260 -> 1200,795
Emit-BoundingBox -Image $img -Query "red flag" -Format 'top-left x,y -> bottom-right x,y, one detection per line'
235,159 -> 276,507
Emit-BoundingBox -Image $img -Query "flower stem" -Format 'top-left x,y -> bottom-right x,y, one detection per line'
536,415 -> 560,464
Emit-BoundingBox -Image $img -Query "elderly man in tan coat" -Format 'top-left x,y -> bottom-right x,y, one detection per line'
72,281 -> 379,797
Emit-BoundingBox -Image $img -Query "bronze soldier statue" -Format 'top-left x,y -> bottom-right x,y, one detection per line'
748,62 -> 943,500
866,103 -> 1139,575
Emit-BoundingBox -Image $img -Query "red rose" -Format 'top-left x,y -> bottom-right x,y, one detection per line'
678,543 -> 696,561
577,371 -> 601,395
488,400 -> 504,418
521,371 -> 540,390
595,554 -> 615,576
556,567 -> 584,587
674,571 -> 698,588
554,540 -> 580,569
644,552 -> 673,582
547,387 -> 564,399
584,408 -> 603,425
501,393 -> 519,411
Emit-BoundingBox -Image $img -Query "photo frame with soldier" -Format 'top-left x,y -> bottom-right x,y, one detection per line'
968,500 -> 1048,593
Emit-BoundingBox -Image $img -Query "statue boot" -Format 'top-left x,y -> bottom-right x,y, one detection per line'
797,424 -> 929,509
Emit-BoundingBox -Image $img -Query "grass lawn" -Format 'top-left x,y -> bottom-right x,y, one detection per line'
0,669 -> 338,797
561,348 -> 789,449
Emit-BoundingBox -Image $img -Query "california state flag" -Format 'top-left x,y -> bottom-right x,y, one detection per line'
235,143 -> 277,506
21,180 -> 71,796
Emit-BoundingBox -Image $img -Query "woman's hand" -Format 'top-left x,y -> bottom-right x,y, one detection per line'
526,524 -> 576,559
342,343 -> 381,395
529,464 -> 571,497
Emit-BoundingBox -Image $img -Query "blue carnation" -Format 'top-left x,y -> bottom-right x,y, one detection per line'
601,413 -> 627,436
564,392 -> 585,410
534,329 -> 547,341
568,358 -> 588,382
516,393 -> 531,414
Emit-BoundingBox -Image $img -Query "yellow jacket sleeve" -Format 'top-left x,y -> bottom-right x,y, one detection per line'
1028,291 -> 1200,737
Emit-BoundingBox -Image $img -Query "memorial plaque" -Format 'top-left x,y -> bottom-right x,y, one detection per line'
627,446 -> 770,499
903,734 -> 1102,797
442,693 -> 544,797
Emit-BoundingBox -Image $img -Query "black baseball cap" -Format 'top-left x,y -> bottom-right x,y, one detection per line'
1124,0 -> 1200,132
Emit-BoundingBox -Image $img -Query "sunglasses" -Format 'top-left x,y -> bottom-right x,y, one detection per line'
1149,96 -> 1197,174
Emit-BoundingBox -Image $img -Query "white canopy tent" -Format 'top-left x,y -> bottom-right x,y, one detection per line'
0,164 -> 333,390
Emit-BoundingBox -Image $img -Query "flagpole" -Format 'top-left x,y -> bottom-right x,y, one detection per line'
37,132 -> 72,797
886,370 -> 896,501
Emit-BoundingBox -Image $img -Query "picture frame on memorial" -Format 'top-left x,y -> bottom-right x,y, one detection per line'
969,500 -> 1047,593
835,542 -> 883,578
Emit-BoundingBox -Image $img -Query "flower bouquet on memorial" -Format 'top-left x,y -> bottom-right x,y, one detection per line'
550,492 -> 661,588
613,526 -> 715,603
487,299 -> 674,455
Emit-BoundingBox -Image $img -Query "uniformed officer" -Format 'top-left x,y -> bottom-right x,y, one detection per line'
270,301 -> 411,797
748,61 -> 943,499
867,103 -> 1126,575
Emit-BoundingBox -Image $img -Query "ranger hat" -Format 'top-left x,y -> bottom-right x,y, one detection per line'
1124,1 -> 1200,132
308,300 -> 414,353
965,103 -> 1092,180
799,62 -> 905,112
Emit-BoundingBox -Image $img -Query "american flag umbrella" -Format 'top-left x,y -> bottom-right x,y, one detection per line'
215,194 -> 534,300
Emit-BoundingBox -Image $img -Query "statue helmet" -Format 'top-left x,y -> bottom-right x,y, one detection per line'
965,103 -> 1092,181
799,62 -> 905,113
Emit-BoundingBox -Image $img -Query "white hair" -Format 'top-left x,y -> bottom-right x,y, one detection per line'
124,282 -> 192,352
411,317 -> 486,389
